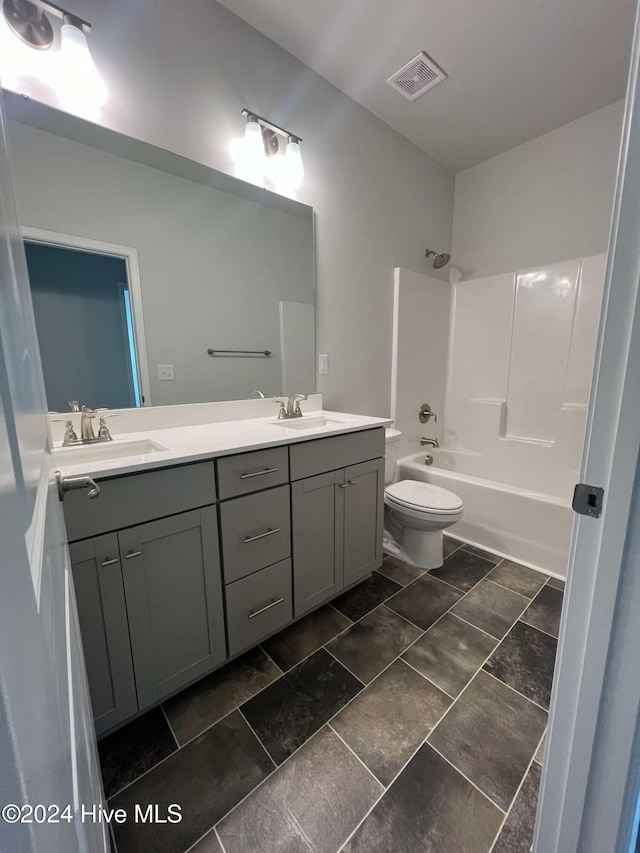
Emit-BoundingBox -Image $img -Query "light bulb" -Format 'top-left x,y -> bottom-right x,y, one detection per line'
284,139 -> 304,189
56,23 -> 106,115
244,120 -> 266,169
229,118 -> 266,187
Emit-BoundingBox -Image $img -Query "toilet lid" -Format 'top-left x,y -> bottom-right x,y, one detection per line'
386,480 -> 463,513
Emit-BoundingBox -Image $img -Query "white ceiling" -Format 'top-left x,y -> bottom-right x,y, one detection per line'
218,0 -> 635,171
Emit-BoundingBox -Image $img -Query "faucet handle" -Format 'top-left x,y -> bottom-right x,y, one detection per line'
418,403 -> 437,424
273,398 -> 287,419
68,400 -> 81,412
97,417 -> 116,441
51,418 -> 79,445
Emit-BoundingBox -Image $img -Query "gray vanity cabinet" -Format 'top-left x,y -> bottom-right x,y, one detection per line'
292,470 -> 344,616
69,535 -> 138,736
118,506 -> 226,711
63,430 -> 385,734
342,458 -> 385,588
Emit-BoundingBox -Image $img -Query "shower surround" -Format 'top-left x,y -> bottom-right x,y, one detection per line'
445,255 -> 606,499
391,255 -> 607,576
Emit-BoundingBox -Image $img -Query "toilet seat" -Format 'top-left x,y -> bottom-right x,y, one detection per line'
385,480 -> 463,515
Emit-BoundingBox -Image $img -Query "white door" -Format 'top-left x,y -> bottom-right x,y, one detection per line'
535,5 -> 640,851
0,85 -> 107,852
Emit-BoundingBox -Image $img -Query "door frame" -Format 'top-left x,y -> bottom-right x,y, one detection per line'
534,3 -> 640,850
22,225 -> 153,406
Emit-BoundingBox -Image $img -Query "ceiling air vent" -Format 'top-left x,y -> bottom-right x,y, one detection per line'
386,51 -> 446,101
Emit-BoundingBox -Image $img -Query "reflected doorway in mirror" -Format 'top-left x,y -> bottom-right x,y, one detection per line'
23,227 -> 151,410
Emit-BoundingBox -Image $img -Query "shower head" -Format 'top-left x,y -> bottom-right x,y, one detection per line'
425,249 -> 451,269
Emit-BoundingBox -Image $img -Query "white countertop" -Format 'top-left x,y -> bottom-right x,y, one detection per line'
53,410 -> 391,479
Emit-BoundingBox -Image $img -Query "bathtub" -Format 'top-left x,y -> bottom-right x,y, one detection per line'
396,451 -> 573,579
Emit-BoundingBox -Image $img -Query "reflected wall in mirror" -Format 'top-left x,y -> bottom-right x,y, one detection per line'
7,101 -> 315,410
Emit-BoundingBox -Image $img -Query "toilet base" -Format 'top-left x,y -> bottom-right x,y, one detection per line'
383,528 -> 444,570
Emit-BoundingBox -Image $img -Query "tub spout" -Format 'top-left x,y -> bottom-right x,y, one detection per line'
421,437 -> 439,448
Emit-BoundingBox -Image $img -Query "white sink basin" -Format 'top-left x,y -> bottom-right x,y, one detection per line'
271,416 -> 347,430
54,439 -> 167,466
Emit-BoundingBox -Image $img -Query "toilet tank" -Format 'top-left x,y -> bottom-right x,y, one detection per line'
385,428 -> 402,484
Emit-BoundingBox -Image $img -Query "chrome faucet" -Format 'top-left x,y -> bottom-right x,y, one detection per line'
56,403 -> 118,446
420,437 -> 439,448
273,394 -> 309,420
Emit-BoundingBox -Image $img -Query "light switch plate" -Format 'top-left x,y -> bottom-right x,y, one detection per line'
318,354 -> 329,375
158,364 -> 175,381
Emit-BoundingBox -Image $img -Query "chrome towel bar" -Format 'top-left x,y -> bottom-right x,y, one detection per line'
207,348 -> 271,357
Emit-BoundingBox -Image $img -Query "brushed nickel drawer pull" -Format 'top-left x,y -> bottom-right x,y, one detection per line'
248,597 -> 284,620
100,557 -> 119,567
124,550 -> 142,559
240,467 -> 280,480
339,483 -> 350,489
348,480 -> 358,486
243,527 -> 282,544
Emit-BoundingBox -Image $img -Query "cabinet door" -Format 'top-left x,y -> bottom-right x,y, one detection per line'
342,458 -> 385,588
69,534 -> 138,736
119,507 -> 226,710
292,470 -> 343,617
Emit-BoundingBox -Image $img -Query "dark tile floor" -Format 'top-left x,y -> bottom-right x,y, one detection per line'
100,537 -> 564,853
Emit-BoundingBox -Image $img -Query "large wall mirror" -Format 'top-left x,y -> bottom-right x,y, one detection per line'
5,95 -> 315,411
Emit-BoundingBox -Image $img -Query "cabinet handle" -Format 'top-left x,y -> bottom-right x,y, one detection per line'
248,597 -> 284,619
243,527 -> 282,544
339,480 -> 358,489
240,467 -> 280,480
100,557 -> 119,567
124,550 -> 142,559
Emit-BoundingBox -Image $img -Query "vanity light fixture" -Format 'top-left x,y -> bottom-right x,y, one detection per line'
229,110 -> 304,194
0,0 -> 105,112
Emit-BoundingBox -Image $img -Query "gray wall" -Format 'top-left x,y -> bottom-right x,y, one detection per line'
25,242 -> 134,411
9,121 -> 314,406
4,0 -> 454,416
451,101 -> 624,280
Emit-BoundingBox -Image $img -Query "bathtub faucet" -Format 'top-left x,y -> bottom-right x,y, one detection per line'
420,437 -> 439,448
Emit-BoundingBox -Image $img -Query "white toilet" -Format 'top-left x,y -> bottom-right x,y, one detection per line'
383,428 -> 464,569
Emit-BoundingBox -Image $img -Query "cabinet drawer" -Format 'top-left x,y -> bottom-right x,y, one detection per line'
63,462 -> 216,542
217,446 -> 289,499
289,428 -> 385,481
220,485 -> 291,583
225,559 -> 292,656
